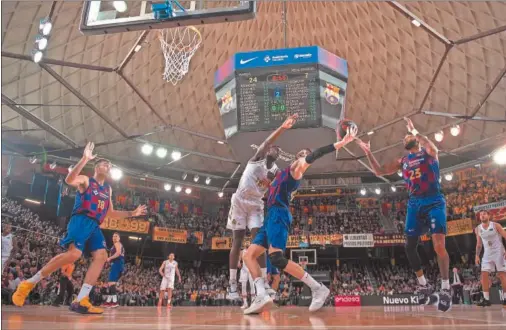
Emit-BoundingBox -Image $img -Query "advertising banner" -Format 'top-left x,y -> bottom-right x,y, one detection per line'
334,295 -> 361,306
420,218 -> 474,241
474,200 -> 506,221
152,227 -> 188,244
360,294 -> 420,306
100,217 -> 150,234
343,233 -> 374,248
309,233 -> 343,246
373,234 -> 405,247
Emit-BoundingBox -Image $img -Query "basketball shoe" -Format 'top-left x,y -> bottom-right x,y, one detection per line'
436,289 -> 452,312
309,284 -> 330,312
477,298 -> 492,307
12,281 -> 35,307
69,297 -> 104,314
244,294 -> 273,315
414,284 -> 434,305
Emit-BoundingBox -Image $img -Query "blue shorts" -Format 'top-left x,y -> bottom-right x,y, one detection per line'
252,206 -> 291,251
108,259 -> 124,282
266,256 -> 279,275
405,194 -> 447,237
60,214 -> 106,255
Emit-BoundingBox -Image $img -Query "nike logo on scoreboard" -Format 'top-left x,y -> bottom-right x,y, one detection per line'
239,57 -> 258,64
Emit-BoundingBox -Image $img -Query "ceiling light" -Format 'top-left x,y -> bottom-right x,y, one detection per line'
193,175 -> 199,182
185,188 -> 192,194
218,192 -> 224,198
367,131 -> 374,136
164,183 -> 172,191
113,1 -> 128,12
411,19 -> 421,27
434,131 -> 444,142
375,188 -> 381,195
31,50 -> 43,63
493,146 -> 506,165
134,45 -> 142,52
35,35 -> 48,50
444,173 -> 453,181
25,199 -> 41,204
171,150 -> 182,160
450,125 -> 460,137
156,147 -> 168,158
110,167 -> 123,181
182,173 -> 187,180
205,177 -> 211,185
175,185 -> 182,193
49,162 -> 57,170
141,143 -> 153,155
360,188 -> 366,196
217,140 -> 225,145
390,186 -> 397,192
39,18 -> 52,36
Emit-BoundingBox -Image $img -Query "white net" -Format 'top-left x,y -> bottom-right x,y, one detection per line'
158,26 -> 202,85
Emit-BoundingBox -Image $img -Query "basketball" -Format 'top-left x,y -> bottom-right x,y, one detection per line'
336,119 -> 358,140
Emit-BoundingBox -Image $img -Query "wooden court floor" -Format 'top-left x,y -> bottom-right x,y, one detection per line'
2,305 -> 506,329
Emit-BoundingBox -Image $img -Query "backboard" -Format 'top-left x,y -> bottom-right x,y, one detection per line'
80,1 -> 256,35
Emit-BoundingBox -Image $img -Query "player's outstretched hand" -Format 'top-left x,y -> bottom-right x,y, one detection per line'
404,117 -> 415,133
341,126 -> 358,145
282,113 -> 299,129
356,139 -> 371,153
475,255 -> 480,265
132,205 -> 147,217
83,142 -> 97,161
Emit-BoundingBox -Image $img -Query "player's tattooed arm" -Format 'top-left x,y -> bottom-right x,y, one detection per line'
251,114 -> 298,162
404,117 -> 438,160
475,227 -> 483,265
65,142 -> 96,190
356,139 -> 401,176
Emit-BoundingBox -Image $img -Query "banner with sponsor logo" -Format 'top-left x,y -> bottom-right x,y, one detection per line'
152,227 -> 187,244
334,295 -> 361,306
420,218 -> 474,241
309,234 -> 343,246
343,234 -> 374,248
100,217 -> 150,234
474,200 -> 506,221
212,237 -> 232,250
211,235 -> 309,250
373,234 -> 405,247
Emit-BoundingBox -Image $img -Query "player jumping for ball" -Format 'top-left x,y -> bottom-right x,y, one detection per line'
475,210 -> 506,307
227,114 -> 298,300
356,117 -> 451,312
243,125 -> 357,314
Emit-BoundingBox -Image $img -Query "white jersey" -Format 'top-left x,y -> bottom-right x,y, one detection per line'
235,159 -> 278,203
164,260 -> 178,279
1,234 -> 13,258
478,222 -> 505,257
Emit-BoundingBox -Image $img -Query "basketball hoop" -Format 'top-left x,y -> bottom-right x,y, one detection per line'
158,26 -> 202,85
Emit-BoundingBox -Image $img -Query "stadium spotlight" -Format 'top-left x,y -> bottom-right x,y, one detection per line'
182,173 -> 187,180
141,143 -> 153,155
444,173 -> 453,181
31,49 -> 43,63
218,192 -> 224,198
360,188 -> 367,196
375,188 -> 381,195
185,188 -> 192,195
113,1 -> 128,12
171,150 -> 182,160
193,175 -> 199,183
156,147 -> 168,158
110,167 -> 123,181
39,18 -> 52,36
205,177 -> 211,185
390,186 -> 397,192
450,125 -> 461,137
175,185 -> 182,193
434,131 -> 444,142
164,183 -> 172,191
493,145 -> 506,165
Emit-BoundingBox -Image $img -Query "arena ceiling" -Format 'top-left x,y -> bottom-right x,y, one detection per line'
1,1 -> 506,191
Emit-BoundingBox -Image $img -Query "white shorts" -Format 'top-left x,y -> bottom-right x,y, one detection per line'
160,277 -> 175,290
239,267 -> 250,283
481,254 -> 506,272
227,194 -> 264,231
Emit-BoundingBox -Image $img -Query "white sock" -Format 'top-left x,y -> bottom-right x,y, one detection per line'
483,292 -> 490,300
107,295 -> 112,303
168,299 -> 171,305
254,277 -> 266,296
441,279 -> 450,290
27,271 -> 43,284
230,269 -> 237,290
301,272 -> 321,291
243,297 -> 248,304
417,275 -> 427,286
112,295 -> 117,303
77,283 -> 93,302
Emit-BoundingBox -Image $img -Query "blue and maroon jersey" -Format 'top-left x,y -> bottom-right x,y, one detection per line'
110,243 -> 125,263
401,148 -> 441,198
71,177 -> 111,224
267,166 -> 301,209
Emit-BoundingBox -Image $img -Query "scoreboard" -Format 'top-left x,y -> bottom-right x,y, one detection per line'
215,46 -> 348,139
